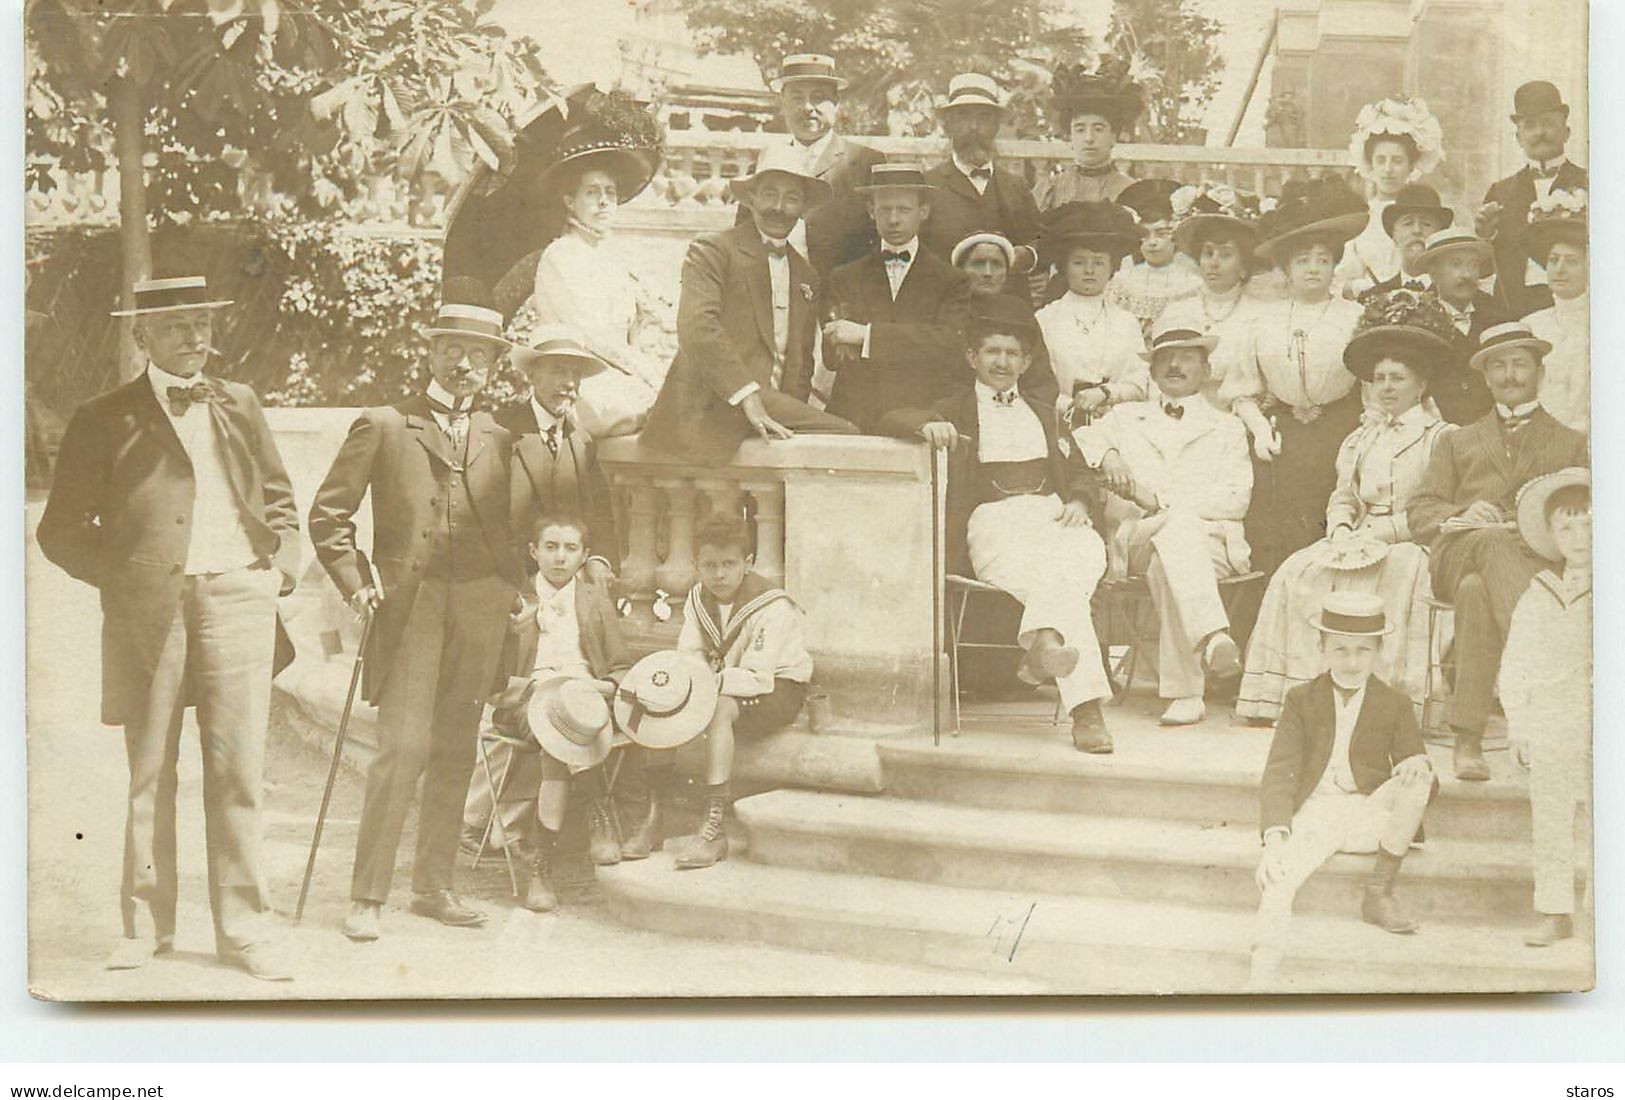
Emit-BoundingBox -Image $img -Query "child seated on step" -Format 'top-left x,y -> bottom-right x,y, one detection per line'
1249,591 -> 1436,987
467,511 -> 631,912
880,293 -> 1114,754
1502,468 -> 1592,949
661,513 -> 813,871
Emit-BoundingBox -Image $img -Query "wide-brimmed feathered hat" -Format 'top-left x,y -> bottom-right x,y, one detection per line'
1039,200 -> 1139,266
1343,287 -> 1456,382
1526,188 -> 1588,263
1171,182 -> 1269,256
1047,54 -> 1144,134
533,88 -> 663,202
1254,177 -> 1368,263
1347,97 -> 1445,182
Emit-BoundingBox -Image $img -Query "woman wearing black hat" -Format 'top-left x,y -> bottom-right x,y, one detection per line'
1521,188 -> 1588,432
1033,56 -> 1143,212
1237,290 -> 1458,723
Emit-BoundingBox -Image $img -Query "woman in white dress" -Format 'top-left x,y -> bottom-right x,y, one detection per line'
1521,189 -> 1588,432
526,110 -> 671,439
1238,290 -> 1459,721
1336,98 -> 1445,300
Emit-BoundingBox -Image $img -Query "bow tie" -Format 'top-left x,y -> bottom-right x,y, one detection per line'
166,381 -> 217,416
1162,402 -> 1185,420
966,165 -> 993,181
540,419 -> 571,456
762,237 -> 790,258
1078,163 -> 1113,178
882,249 -> 912,264
1498,408 -> 1535,432
1531,163 -> 1562,180
990,388 -> 1018,406
424,394 -> 471,419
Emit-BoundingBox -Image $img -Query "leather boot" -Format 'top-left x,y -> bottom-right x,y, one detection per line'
1070,700 -> 1113,754
1360,848 -> 1419,934
586,796 -> 621,866
524,835 -> 559,913
1020,632 -> 1080,685
1523,913 -> 1574,947
1452,727 -> 1490,782
620,795 -> 663,860
674,791 -> 730,870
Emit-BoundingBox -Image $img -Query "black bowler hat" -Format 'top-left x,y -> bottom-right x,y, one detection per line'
1511,80 -> 1569,121
1380,183 -> 1454,238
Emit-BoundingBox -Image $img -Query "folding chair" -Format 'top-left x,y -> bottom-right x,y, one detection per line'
1421,596 -> 1455,737
1091,571 -> 1265,702
944,574 -> 1068,733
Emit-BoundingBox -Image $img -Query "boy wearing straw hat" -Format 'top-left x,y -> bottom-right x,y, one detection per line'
38,274 -> 301,981
1502,468 -> 1591,947
310,296 -> 524,942
1250,591 -> 1436,986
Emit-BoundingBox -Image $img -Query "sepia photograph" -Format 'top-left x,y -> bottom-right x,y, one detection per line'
20,0 -> 1593,1003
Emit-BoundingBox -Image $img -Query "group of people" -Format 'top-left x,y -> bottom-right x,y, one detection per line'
37,51 -> 1591,987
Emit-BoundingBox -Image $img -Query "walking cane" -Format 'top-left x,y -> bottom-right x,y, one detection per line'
931,447 -> 944,747
294,604 -> 375,925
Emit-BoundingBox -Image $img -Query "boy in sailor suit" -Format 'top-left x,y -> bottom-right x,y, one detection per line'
665,513 -> 814,869
881,294 -> 1113,752
1074,317 -> 1251,726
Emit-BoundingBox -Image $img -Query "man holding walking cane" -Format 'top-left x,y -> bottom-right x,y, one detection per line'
309,296 -> 523,943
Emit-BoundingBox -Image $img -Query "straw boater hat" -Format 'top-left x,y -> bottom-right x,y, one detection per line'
613,651 -> 720,750
769,53 -> 847,93
508,323 -> 611,376
1308,591 -> 1393,636
1468,321 -> 1552,372
1139,314 -> 1218,362
1342,287 -> 1456,382
1414,227 -> 1495,278
1526,188 -> 1588,263
527,676 -> 614,768
1171,182 -> 1268,256
1516,466 -> 1590,563
1253,177 -> 1368,264
728,143 -> 835,207
937,72 -> 1003,114
422,302 -> 511,346
110,275 -> 233,316
1038,200 -> 1139,266
855,162 -> 935,193
950,230 -> 1016,269
1380,183 -> 1454,238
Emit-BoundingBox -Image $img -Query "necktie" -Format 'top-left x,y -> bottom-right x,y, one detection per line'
1332,683 -> 1358,706
883,249 -> 911,264
166,381 -> 216,417
763,238 -> 790,258
425,394 -> 470,452
1162,402 -> 1185,420
991,389 -> 1017,406
542,423 -> 560,456
967,165 -> 993,182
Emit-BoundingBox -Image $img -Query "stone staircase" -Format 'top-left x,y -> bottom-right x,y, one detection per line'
597,701 -> 1593,995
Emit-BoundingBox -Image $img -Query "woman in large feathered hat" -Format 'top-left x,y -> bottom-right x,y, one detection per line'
442,85 -> 669,439
1033,51 -> 1146,212
1238,287 -> 1459,722
1337,97 -> 1446,298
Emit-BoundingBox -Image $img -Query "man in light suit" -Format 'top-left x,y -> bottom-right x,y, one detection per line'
309,300 -> 523,942
642,145 -> 858,465
1408,322 -> 1588,781
38,275 -> 300,981
1075,318 -> 1253,727
1476,81 -> 1588,318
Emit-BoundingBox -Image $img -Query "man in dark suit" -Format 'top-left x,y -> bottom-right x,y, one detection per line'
1251,593 -> 1436,986
309,301 -> 524,942
733,53 -> 885,283
642,145 -> 858,465
1476,81 -> 1588,318
38,275 -> 300,981
822,163 -> 973,433
1367,183 -> 1454,295
919,74 -> 1042,292
1408,322 -> 1588,781
1412,228 -> 1504,425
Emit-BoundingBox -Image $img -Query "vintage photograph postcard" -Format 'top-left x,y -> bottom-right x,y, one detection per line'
23,0 -> 1592,1001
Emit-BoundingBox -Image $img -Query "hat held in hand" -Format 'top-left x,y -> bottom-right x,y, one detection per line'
613,651 -> 720,750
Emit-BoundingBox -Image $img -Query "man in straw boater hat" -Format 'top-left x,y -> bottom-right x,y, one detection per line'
309,293 -> 525,942
919,74 -> 1042,296
731,52 -> 885,282
1249,591 -> 1436,988
822,161 -> 972,433
38,274 -> 301,981
641,144 -> 859,466
1477,80 -> 1588,318
1073,313 -> 1252,727
1410,226 -> 1506,426
1407,321 -> 1587,782
1502,467 -> 1591,948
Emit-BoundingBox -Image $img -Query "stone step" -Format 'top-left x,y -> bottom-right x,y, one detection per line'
880,727 -> 1534,841
597,857 -> 1591,995
735,790 -> 1581,927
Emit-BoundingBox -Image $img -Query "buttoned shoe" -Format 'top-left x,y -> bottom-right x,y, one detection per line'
620,798 -> 663,861
1069,701 -> 1113,754
224,942 -> 294,982
1360,888 -> 1419,934
524,845 -> 558,913
673,796 -> 729,870
1452,729 -> 1490,782
1159,697 -> 1205,726
410,890 -> 488,928
1020,635 -> 1080,685
104,936 -> 167,971
1201,632 -> 1241,679
587,798 -> 622,866
342,902 -> 381,942
1523,913 -> 1574,947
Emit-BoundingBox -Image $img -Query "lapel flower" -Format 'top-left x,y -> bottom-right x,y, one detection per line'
800,282 -> 816,301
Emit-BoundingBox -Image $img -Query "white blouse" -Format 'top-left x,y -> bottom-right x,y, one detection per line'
1335,197 -> 1401,298
1157,284 -> 1275,412
1034,291 -> 1148,419
1323,403 -> 1452,543
1524,292 -> 1589,433
1237,296 -> 1364,411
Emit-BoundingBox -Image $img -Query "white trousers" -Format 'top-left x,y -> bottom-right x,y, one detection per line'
1528,738 -> 1589,915
1123,508 -> 1243,698
967,493 -> 1111,709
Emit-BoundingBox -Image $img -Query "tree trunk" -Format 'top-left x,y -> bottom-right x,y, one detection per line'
110,74 -> 151,383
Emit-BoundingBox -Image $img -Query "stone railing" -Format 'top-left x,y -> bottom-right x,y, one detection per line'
597,433 -> 941,740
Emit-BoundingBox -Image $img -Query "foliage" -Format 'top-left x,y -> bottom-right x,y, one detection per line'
1109,0 -> 1222,145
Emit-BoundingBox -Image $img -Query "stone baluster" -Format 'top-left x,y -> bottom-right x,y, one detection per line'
698,478 -> 746,525
745,481 -> 786,590
654,478 -> 699,598
620,475 -> 663,600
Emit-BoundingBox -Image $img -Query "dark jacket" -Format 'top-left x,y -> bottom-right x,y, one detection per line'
489,575 -> 631,732
733,134 -> 886,281
879,387 -> 1091,574
918,160 -> 1042,289
1483,160 -> 1588,317
824,248 -> 972,433
1259,674 -> 1428,835
499,401 -> 618,570
37,373 -> 300,725
1432,289 -> 1506,426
